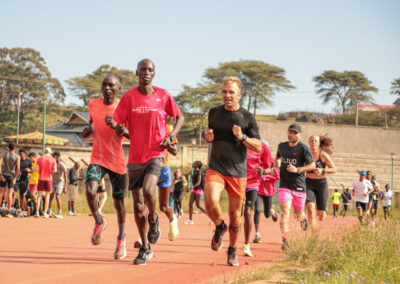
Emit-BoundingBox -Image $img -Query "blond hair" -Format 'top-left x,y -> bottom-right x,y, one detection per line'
222,76 -> 241,90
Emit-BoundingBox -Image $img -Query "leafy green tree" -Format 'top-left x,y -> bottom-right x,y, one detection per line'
390,78 -> 400,96
66,64 -> 138,105
203,60 -> 295,116
0,47 -> 65,135
175,83 -> 222,144
313,70 -> 378,114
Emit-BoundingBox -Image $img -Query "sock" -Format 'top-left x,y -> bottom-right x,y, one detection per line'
93,210 -> 103,225
270,209 -> 275,215
58,209 -> 62,215
118,222 -> 125,240
216,220 -> 225,230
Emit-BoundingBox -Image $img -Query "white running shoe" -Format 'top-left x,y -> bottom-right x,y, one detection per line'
55,214 -> 63,219
243,243 -> 253,257
184,219 -> 194,225
42,213 -> 49,218
168,215 -> 179,241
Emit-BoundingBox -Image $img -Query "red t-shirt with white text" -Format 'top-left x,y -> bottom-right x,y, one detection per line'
113,86 -> 180,164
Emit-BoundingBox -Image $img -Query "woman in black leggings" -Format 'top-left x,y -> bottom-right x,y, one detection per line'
172,169 -> 187,218
305,134 -> 336,228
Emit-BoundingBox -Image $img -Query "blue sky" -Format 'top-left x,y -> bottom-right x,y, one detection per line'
1,0 -> 399,114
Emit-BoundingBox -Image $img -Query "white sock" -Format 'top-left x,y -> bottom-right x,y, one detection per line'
270,209 -> 275,215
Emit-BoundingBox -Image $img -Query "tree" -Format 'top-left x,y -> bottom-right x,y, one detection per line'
66,65 -> 138,105
390,78 -> 400,96
203,60 -> 295,116
0,47 -> 65,135
175,83 -> 222,144
313,70 -> 378,114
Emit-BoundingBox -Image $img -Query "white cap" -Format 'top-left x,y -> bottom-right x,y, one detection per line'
44,147 -> 52,154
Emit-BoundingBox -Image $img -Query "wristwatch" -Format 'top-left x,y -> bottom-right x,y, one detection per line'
297,167 -> 302,174
241,134 -> 248,142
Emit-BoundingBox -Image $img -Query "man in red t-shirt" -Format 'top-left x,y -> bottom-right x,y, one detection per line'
82,75 -> 129,260
35,147 -> 56,218
113,59 -> 184,265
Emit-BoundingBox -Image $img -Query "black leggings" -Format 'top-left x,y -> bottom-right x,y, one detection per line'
254,195 -> 273,225
173,189 -> 184,212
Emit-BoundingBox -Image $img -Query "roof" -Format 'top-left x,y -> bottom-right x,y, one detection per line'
46,122 -> 87,133
66,111 -> 90,124
349,104 -> 395,111
4,130 -> 69,145
46,132 -> 89,147
394,98 -> 400,106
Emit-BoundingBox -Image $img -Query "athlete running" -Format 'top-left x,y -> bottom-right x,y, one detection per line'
370,175 -> 380,220
113,59 -> 184,265
305,134 -> 336,227
340,187 -> 352,217
185,161 -> 206,225
381,184 -> 393,220
243,140 -> 276,257
82,75 -> 128,260
332,189 -> 341,218
48,151 -> 67,218
253,143 -> 279,244
352,170 -> 372,224
173,169 -> 187,218
157,125 -> 179,240
204,76 -> 262,266
272,123 -> 315,250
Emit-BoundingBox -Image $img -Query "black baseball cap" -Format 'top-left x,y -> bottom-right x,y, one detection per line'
52,151 -> 61,157
288,123 -> 302,133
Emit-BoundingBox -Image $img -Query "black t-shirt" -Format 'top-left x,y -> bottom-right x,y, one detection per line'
277,141 -> 314,192
208,105 -> 261,177
341,192 -> 352,203
174,176 -> 184,192
19,158 -> 33,181
192,169 -> 204,189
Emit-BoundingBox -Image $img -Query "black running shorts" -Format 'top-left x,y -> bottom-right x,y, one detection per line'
306,178 -> 328,211
86,164 -> 126,199
356,201 -> 368,212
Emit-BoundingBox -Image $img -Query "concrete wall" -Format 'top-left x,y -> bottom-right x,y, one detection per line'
258,120 -> 400,155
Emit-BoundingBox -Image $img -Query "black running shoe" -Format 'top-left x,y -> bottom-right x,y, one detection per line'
211,221 -> 227,251
227,246 -> 239,266
281,238 -> 290,251
133,245 -> 153,265
147,212 -> 161,244
300,217 -> 309,231
271,212 -> 278,222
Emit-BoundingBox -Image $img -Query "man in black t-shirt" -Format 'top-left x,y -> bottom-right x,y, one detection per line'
17,149 -> 33,211
272,123 -> 315,250
340,187 -> 352,217
204,77 -> 262,266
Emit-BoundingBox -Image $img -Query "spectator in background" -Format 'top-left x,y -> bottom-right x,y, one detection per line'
332,189 -> 341,218
35,147 -> 56,218
68,162 -> 82,216
0,142 -> 20,218
28,152 -> 39,214
173,169 -> 187,218
17,149 -> 33,212
48,151 -> 67,218
185,161 -> 206,225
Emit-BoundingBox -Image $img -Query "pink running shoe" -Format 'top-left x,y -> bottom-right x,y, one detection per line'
114,237 -> 127,259
91,219 -> 107,245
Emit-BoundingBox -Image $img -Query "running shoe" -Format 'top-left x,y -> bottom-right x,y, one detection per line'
73,212 -> 79,216
271,211 -> 278,222
133,245 -> 153,265
34,212 -> 40,218
253,232 -> 261,243
281,238 -> 290,251
168,215 -> 179,241
147,212 -> 161,244
243,244 -> 253,257
178,209 -> 183,218
300,217 -> 309,231
6,213 -> 14,218
68,211 -> 74,216
227,247 -> 239,266
55,214 -> 63,219
184,219 -> 194,225
42,213 -> 49,218
114,237 -> 127,260
91,218 -> 107,245
211,220 -> 227,251
51,211 -> 57,218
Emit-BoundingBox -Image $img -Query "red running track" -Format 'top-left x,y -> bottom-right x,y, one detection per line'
0,213 -> 356,284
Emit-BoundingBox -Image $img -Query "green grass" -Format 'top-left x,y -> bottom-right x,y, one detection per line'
282,211 -> 400,283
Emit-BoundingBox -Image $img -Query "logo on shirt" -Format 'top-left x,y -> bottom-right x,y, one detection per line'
282,157 -> 297,165
132,106 -> 158,114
